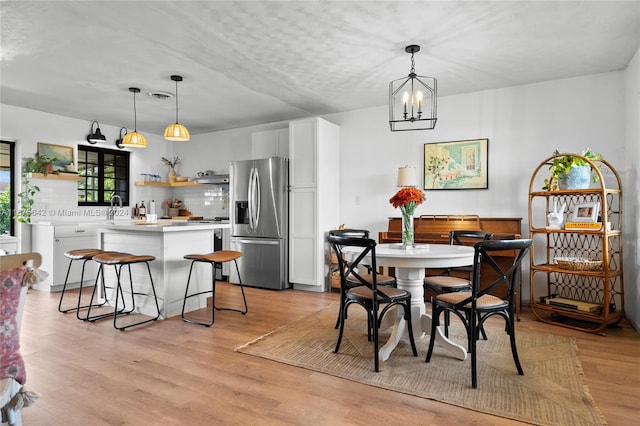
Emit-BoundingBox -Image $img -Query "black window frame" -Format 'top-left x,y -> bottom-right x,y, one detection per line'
77,145 -> 130,207
0,140 -> 16,236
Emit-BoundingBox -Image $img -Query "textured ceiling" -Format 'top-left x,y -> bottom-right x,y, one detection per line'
1,1 -> 639,136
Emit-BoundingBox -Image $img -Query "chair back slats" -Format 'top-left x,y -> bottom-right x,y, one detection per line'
471,239 -> 532,304
450,230 -> 493,245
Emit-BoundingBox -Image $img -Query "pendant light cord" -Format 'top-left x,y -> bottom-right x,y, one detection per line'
133,90 -> 138,131
174,79 -> 179,124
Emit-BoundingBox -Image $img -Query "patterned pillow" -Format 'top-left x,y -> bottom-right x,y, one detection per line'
0,267 -> 28,385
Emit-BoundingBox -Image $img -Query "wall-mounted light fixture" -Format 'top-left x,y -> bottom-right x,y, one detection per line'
389,45 -> 437,131
121,87 -> 147,148
397,165 -> 418,187
87,121 -> 106,144
115,127 -> 127,149
164,75 -> 190,141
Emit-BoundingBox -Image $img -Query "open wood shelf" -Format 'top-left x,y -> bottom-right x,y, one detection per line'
134,181 -> 201,187
27,172 -> 83,182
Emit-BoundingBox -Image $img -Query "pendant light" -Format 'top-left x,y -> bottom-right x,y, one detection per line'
389,45 -> 437,131
164,75 -> 190,141
122,87 -> 147,148
87,121 -> 106,144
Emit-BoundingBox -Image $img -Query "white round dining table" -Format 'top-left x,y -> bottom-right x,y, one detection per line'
343,243 -> 475,362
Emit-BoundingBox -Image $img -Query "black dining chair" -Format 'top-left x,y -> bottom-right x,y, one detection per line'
328,233 -> 417,372
424,230 -> 492,338
425,238 -> 533,388
328,229 -> 397,330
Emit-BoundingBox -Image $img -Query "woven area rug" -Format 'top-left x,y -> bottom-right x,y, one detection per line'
236,306 -> 606,426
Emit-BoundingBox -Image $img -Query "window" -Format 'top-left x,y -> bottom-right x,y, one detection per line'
0,140 -> 16,235
77,146 -> 130,206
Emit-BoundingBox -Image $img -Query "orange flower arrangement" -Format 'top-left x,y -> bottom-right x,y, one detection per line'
390,187 -> 425,247
389,187 -> 425,214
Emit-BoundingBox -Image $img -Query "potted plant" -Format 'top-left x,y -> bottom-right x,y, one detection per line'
24,153 -> 59,175
542,148 -> 602,191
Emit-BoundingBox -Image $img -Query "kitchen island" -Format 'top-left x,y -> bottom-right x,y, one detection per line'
98,221 -> 231,319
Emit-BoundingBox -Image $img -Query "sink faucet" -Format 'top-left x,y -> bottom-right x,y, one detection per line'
108,193 -> 122,220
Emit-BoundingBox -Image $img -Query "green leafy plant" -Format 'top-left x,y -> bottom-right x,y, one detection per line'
24,153 -> 59,175
542,148 -> 602,191
14,172 -> 40,223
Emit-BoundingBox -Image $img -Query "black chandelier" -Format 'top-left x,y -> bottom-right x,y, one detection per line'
389,45 -> 437,131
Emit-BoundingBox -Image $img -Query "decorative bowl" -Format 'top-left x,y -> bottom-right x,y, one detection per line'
176,176 -> 188,182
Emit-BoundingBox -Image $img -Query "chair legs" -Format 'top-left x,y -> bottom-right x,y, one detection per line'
85,255 -> 160,330
335,301 -> 417,373
182,257 -> 247,327
426,304 -> 522,389
58,253 -> 107,320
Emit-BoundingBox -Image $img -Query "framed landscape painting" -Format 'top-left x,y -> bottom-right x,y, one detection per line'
424,138 -> 488,190
37,142 -> 76,173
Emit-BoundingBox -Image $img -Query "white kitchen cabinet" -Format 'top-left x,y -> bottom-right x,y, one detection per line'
288,117 -> 340,292
31,223 -> 99,292
251,128 -> 289,159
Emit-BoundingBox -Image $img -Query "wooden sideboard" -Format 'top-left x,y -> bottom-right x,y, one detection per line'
379,214 -> 523,313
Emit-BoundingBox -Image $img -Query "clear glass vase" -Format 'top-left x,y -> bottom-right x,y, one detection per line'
401,208 -> 414,247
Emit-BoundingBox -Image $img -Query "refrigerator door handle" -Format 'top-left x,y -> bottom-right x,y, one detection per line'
232,238 -> 280,245
248,167 -> 256,229
254,167 -> 261,228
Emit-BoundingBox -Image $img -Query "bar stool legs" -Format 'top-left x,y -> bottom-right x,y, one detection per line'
58,249 -> 106,320
86,252 -> 160,330
181,250 -> 248,327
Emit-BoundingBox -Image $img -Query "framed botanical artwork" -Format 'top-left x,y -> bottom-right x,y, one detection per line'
571,202 -> 600,222
424,138 -> 488,190
37,142 -> 76,173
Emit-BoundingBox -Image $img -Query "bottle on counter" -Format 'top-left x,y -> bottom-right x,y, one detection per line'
133,203 -> 139,218
139,201 -> 146,218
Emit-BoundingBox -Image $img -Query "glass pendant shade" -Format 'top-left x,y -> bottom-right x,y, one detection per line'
164,123 -> 190,141
164,75 -> 190,141
122,87 -> 147,148
122,130 -> 147,148
389,45 -> 437,131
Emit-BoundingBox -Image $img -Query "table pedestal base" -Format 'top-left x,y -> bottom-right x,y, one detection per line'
378,266 -> 467,362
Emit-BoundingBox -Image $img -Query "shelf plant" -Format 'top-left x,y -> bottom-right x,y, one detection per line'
14,153 -> 58,223
542,148 -> 602,191
24,153 -> 59,175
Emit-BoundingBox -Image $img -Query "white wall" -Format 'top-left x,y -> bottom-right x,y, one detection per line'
2,70 -> 634,320
328,72 -> 625,237
623,47 -> 640,331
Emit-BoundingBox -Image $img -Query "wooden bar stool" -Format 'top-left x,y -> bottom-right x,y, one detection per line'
181,250 -> 248,327
85,252 -> 160,330
58,248 -> 106,320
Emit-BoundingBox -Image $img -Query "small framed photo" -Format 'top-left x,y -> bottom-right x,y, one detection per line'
571,202 -> 600,222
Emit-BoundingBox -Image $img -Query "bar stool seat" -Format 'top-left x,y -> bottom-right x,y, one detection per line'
182,250 -> 248,327
58,248 -> 106,319
85,252 -> 160,330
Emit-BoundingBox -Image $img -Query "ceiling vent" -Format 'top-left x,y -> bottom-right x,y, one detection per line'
147,91 -> 174,100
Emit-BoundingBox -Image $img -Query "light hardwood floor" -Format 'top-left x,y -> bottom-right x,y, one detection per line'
19,284 -> 640,425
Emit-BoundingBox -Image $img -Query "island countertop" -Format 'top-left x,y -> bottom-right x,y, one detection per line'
98,220 -> 230,232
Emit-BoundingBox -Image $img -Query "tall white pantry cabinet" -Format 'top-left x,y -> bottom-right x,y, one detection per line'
288,117 -> 340,292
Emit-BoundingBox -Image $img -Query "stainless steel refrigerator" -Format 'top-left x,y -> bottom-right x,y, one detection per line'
229,157 -> 289,290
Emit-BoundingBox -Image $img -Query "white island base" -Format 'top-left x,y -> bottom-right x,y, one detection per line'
99,222 -> 230,319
